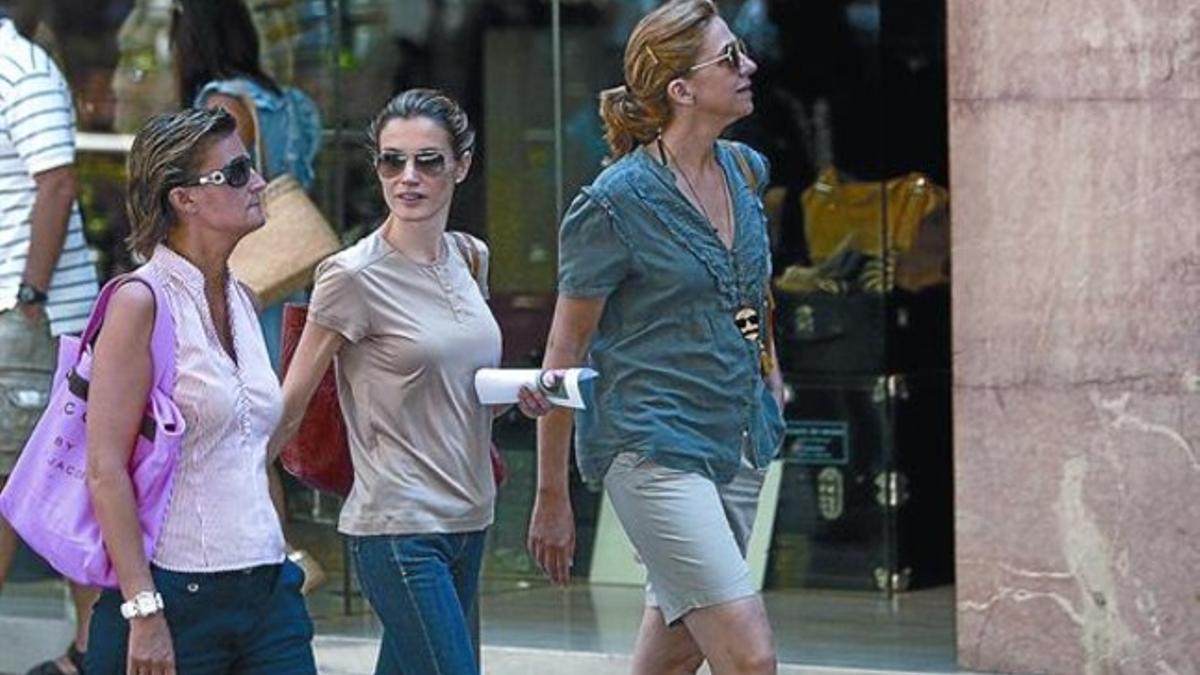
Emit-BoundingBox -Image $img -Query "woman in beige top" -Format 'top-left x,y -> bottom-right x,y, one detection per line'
273,89 -> 551,675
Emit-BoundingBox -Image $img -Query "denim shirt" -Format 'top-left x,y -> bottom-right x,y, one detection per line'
194,78 -> 322,190
558,140 -> 785,484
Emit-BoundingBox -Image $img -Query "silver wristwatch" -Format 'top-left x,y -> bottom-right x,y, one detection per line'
119,590 -> 165,620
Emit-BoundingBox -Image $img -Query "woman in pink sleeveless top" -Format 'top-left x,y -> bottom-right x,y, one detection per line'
83,108 -> 316,675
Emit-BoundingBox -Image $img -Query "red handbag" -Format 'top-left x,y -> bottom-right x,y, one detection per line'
279,303 -> 354,496
279,233 -> 508,496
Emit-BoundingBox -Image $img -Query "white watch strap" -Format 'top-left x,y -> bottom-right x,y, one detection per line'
119,591 -> 164,620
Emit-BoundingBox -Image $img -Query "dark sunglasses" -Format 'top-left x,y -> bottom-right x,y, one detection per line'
184,155 -> 255,188
689,38 -> 749,73
375,150 -> 450,179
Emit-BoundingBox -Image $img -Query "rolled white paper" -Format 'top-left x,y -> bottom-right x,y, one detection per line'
474,368 -> 598,409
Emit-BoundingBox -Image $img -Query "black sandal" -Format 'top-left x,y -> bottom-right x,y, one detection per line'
24,642 -> 85,675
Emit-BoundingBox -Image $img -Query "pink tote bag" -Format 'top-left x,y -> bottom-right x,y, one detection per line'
0,271 -> 184,587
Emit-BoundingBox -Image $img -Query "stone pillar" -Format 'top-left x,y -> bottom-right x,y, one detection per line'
949,2 -> 1200,673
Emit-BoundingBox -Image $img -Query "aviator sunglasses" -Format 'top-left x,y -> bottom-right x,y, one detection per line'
184,155 -> 255,188
375,150 -> 450,179
689,38 -> 749,73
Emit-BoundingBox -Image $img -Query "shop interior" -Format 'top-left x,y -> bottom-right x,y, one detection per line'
0,0 -> 955,670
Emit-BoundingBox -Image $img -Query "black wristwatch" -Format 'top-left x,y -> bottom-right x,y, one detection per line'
16,281 -> 48,306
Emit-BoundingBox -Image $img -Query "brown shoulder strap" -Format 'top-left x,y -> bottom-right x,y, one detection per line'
724,142 -> 778,376
448,231 -> 482,282
727,141 -> 757,194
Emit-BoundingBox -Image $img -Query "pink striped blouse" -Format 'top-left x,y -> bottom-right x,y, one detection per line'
144,245 -> 286,572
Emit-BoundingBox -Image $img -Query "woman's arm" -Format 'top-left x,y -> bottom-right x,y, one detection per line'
85,281 -> 175,674
86,283 -> 156,600
270,320 -> 345,461
527,295 -> 605,585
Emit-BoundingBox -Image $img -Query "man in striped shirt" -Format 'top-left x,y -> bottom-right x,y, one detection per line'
0,3 -> 99,674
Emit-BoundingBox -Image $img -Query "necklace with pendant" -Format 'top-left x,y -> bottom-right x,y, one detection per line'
657,137 -> 732,246
656,137 -> 763,350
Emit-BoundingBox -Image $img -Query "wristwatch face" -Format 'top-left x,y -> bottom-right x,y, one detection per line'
16,283 -> 45,305
135,593 -> 158,615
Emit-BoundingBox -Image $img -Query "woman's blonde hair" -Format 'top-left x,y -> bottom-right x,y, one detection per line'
598,0 -> 717,160
125,108 -> 237,259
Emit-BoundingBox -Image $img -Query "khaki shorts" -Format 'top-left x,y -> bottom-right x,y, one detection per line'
603,450 -> 765,625
0,309 -> 55,476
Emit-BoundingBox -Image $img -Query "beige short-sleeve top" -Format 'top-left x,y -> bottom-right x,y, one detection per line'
308,227 -> 501,536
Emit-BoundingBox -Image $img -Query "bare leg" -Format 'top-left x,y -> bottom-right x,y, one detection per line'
630,606 -> 705,675
33,582 -> 100,673
0,512 -> 17,589
680,595 -> 776,675
69,582 -> 97,652
0,475 -> 15,589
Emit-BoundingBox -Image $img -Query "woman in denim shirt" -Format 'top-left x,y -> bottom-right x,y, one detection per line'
528,2 -> 785,673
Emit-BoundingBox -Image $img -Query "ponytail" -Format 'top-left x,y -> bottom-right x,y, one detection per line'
597,0 -> 717,162
598,85 -> 663,161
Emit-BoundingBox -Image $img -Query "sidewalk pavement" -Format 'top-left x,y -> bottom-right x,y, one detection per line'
0,616 -> 975,675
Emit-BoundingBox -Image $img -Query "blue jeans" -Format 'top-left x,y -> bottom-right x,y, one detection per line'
350,530 -> 488,675
86,561 -> 315,674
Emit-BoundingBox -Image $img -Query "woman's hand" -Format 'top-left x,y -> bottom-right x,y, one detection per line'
528,488 -> 576,585
767,367 -> 785,411
516,383 -> 554,418
127,613 -> 175,675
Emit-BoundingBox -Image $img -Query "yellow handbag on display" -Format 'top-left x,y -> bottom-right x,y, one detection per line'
800,167 -> 949,292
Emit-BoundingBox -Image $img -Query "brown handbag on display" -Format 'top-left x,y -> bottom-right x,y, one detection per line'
226,97 -> 340,306
278,232 -> 508,496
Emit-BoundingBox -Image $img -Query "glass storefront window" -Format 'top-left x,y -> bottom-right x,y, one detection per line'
1,1 -> 956,671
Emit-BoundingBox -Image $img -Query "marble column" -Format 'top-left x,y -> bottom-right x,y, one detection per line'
949,1 -> 1200,673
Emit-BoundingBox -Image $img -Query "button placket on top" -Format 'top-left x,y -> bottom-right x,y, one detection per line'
200,275 -> 255,449
165,265 -> 224,565
723,149 -> 766,453
433,262 -> 466,323
409,233 -> 475,324
675,146 -> 761,450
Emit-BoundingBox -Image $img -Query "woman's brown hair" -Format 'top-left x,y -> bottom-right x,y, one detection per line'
125,108 -> 237,259
598,0 -> 717,160
367,88 -> 475,160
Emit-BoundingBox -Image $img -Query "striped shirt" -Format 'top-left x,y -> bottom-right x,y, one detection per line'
0,19 -> 97,335
144,246 -> 287,572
